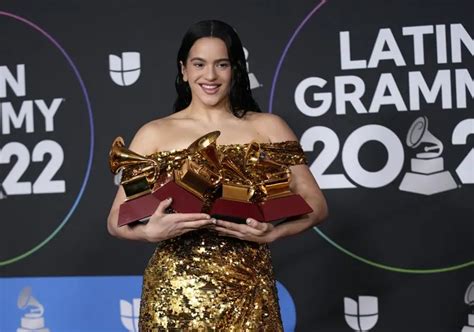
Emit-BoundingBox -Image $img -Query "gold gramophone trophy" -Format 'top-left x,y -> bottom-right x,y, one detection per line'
174,131 -> 222,199
170,131 -> 223,213
109,137 -> 164,226
108,133 -> 223,226
209,141 -> 313,223
109,131 -> 312,225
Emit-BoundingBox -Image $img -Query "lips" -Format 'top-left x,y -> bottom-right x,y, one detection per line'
199,83 -> 220,94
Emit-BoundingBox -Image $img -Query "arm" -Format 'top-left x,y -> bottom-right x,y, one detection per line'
107,122 -> 213,242
214,114 -> 328,243
265,114 -> 328,238
270,163 -> 328,240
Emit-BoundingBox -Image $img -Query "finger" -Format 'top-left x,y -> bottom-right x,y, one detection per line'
181,219 -> 216,230
245,218 -> 267,231
153,197 -> 173,215
169,213 -> 212,223
215,219 -> 263,236
214,227 -> 246,240
214,219 -> 241,230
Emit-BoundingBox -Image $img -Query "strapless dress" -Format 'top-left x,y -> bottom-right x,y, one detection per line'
138,141 -> 307,331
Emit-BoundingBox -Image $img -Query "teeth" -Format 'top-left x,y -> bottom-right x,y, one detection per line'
202,84 -> 218,89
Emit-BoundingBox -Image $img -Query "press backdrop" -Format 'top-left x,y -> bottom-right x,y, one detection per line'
1,1 -> 473,331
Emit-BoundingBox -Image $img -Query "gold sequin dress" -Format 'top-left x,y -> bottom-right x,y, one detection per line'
139,141 -> 307,331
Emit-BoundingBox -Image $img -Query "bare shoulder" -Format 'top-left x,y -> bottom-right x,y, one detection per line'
128,116 -> 179,155
246,112 -> 298,142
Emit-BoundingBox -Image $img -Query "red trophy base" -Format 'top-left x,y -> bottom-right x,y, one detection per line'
209,194 -> 313,224
118,181 -> 204,227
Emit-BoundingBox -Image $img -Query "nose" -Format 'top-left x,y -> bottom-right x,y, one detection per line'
204,65 -> 217,81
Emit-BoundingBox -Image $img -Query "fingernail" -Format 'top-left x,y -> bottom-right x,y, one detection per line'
211,218 -> 217,224
167,197 -> 173,202
246,218 -> 252,224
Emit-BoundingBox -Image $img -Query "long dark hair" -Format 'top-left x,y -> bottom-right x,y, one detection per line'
174,20 -> 261,118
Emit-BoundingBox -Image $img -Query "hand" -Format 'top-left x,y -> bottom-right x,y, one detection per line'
213,218 -> 277,243
144,197 -> 214,242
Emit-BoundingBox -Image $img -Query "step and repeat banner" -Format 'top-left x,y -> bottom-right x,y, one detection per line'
1,0 -> 473,331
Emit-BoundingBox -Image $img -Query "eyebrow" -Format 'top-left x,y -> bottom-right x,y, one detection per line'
189,57 -> 230,62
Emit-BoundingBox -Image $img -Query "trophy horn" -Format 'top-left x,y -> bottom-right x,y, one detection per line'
108,136 -> 158,174
244,141 -> 290,180
174,131 -> 223,198
220,155 -> 251,183
244,141 -> 261,169
187,131 -> 222,170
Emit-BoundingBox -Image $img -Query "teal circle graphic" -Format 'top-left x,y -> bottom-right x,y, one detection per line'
269,1 -> 474,274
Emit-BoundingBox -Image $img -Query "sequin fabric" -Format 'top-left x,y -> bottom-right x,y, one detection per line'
139,141 -> 307,331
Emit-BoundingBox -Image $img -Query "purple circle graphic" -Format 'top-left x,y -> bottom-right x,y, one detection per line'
268,0 -> 327,114
0,11 -> 95,266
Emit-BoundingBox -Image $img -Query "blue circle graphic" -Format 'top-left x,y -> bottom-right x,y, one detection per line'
277,280 -> 297,332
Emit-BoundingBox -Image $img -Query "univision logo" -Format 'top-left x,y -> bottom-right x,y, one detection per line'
120,298 -> 140,332
344,296 -> 378,332
109,52 -> 141,86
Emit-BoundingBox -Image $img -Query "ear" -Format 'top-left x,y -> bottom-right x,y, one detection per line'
180,61 -> 187,82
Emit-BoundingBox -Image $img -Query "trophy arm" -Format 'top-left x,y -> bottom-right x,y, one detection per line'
221,156 -> 251,182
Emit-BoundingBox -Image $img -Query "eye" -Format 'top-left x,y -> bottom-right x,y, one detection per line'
217,62 -> 230,69
192,62 -> 204,68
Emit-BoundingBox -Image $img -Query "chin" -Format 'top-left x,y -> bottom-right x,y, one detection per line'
199,96 -> 228,108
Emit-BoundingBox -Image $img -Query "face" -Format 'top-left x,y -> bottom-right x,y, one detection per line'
181,37 -> 232,109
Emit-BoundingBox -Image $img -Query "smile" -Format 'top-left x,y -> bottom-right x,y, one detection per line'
199,83 -> 221,94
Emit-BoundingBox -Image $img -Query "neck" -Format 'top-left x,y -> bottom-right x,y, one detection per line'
184,100 -> 235,123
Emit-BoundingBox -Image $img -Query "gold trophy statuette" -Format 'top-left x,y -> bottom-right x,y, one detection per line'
174,131 -> 223,200
109,137 -> 160,200
108,132 -> 226,226
210,141 -> 312,223
108,137 -> 165,226
108,131 -> 313,225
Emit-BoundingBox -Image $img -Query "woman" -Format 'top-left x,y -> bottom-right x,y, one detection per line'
107,20 -> 328,331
